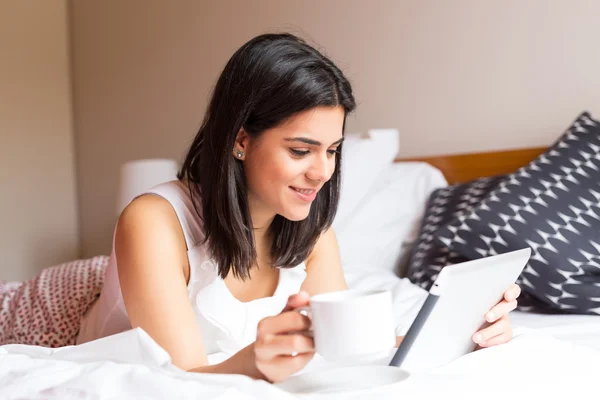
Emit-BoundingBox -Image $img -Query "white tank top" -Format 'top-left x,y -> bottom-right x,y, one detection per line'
76,180 -> 307,356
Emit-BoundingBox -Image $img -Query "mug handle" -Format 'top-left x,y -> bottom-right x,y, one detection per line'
290,306 -> 314,338
287,306 -> 314,357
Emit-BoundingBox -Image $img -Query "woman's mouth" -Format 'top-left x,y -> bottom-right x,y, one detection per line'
290,186 -> 317,202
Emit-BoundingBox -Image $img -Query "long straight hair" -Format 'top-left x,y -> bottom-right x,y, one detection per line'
178,33 -> 356,280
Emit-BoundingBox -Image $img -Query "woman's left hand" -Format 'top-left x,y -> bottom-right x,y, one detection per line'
472,284 -> 521,348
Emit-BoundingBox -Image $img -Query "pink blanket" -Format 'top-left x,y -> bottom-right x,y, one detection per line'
0,256 -> 108,347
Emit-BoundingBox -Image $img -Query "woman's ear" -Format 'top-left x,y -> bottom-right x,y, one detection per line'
233,128 -> 250,160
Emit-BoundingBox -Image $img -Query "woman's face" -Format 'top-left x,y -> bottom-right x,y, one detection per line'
236,106 -> 345,227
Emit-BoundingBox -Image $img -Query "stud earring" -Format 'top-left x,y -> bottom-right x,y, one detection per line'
235,150 -> 244,159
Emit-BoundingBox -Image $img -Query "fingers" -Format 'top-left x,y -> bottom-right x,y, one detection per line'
253,292 -> 315,383
257,311 -> 312,337
485,299 -> 518,323
473,315 -> 512,347
282,291 -> 310,312
473,286 -> 520,349
255,332 -> 315,359
504,284 -> 521,302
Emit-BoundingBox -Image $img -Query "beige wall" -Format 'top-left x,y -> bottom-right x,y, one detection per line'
70,0 -> 600,258
0,0 -> 78,280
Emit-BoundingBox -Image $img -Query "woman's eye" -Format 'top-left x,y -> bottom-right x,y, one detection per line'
290,149 -> 310,157
327,149 -> 339,156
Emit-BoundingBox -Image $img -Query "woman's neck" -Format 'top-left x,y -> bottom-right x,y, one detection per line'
253,226 -> 273,265
249,205 -> 275,246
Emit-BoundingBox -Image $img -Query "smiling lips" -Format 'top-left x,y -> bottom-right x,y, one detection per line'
290,186 -> 318,202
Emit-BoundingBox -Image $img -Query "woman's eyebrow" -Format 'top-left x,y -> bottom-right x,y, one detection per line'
284,137 -> 344,146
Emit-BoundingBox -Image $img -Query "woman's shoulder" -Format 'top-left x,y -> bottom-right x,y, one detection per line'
143,179 -> 196,204
129,179 -> 205,247
306,228 -> 339,265
301,227 -> 347,294
118,193 -> 184,245
114,181 -> 213,286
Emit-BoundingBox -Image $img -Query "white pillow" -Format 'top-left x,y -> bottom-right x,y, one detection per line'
335,161 -> 448,276
333,129 -> 400,231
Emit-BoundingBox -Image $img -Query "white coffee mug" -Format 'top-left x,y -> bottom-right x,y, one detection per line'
305,289 -> 395,362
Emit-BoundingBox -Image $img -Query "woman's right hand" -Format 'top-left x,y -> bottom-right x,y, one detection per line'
253,291 -> 315,383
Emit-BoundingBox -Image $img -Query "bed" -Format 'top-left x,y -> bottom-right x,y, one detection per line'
2,124 -> 600,399
395,145 -> 548,185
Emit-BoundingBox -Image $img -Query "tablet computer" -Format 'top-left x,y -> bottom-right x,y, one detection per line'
389,247 -> 531,372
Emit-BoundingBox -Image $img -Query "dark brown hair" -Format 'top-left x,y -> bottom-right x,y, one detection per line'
178,33 -> 356,280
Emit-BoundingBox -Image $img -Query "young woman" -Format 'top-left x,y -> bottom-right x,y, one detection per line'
77,33 -> 521,383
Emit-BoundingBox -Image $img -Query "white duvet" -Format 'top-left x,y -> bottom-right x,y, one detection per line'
2,268 -> 600,400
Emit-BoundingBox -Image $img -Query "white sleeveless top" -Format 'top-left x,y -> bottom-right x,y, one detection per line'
76,180 -> 307,356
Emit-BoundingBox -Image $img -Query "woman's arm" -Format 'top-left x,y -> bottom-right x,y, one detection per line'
116,195 -> 210,371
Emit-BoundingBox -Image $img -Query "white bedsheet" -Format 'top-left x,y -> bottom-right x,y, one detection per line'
2,326 -> 599,399
510,311 -> 600,352
2,268 -> 600,400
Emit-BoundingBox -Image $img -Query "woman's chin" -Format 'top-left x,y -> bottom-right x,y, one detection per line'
280,207 -> 311,222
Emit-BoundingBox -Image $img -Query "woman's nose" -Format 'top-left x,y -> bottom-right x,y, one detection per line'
306,155 -> 332,183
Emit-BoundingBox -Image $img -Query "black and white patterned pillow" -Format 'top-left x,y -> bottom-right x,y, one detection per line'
434,112 -> 600,315
406,176 -> 547,312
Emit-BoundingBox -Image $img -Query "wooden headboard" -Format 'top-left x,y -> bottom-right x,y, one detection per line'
394,146 -> 547,185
